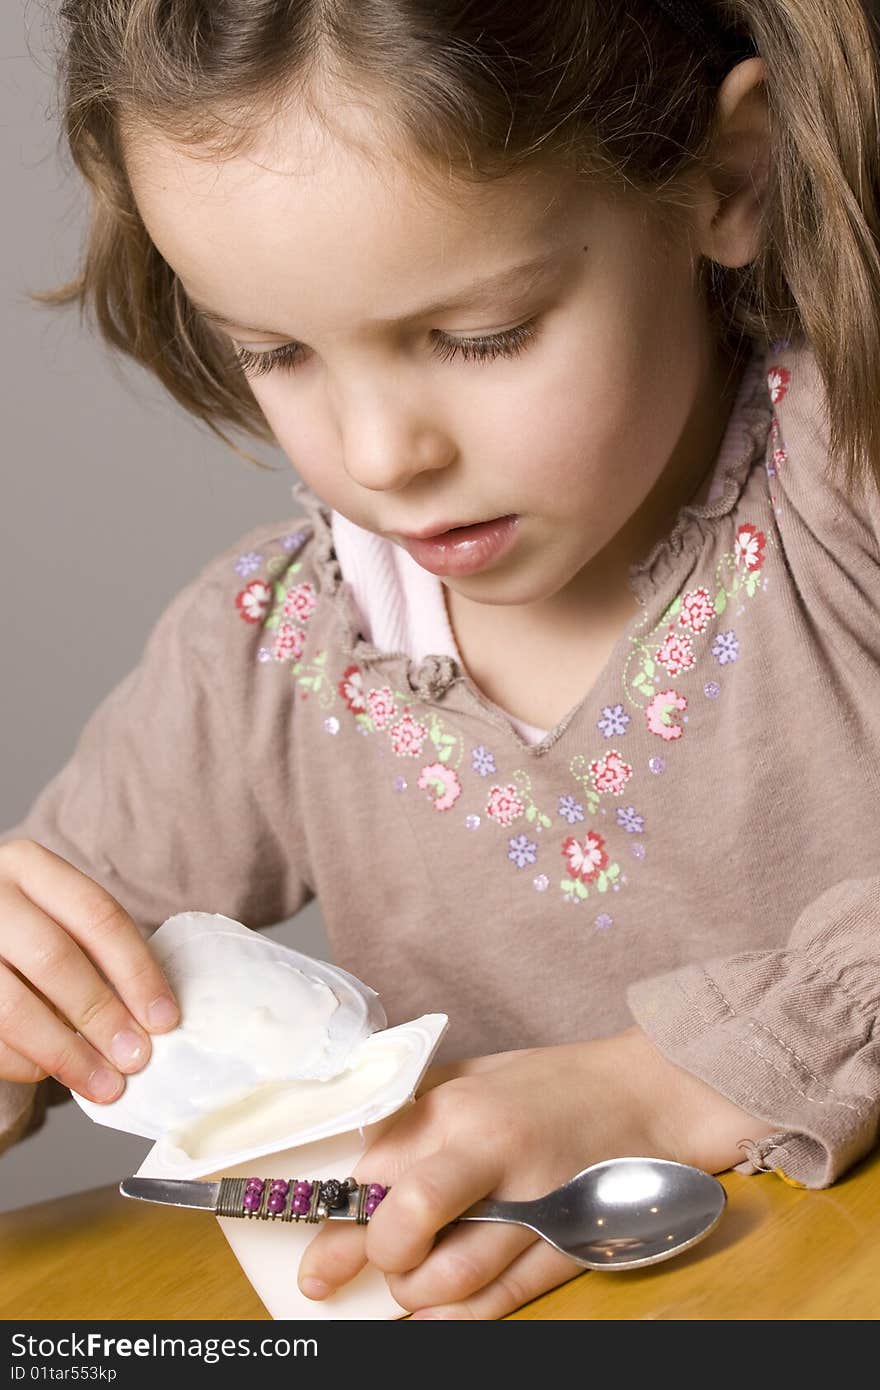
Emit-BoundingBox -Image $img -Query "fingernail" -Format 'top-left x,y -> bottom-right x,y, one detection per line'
110,1029 -> 147,1070
299,1277 -> 330,1300
89,1065 -> 124,1102
147,996 -> 179,1030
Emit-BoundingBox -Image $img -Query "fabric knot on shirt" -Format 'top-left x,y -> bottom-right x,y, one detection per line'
407,653 -> 458,701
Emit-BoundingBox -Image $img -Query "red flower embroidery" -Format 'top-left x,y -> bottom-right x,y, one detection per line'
656,626 -> 696,677
679,587 -> 713,634
389,710 -> 428,757
338,665 -> 366,712
282,582 -> 317,623
588,749 -> 632,796
271,622 -> 306,662
561,831 -> 608,883
734,523 -> 766,572
366,686 -> 396,729
417,763 -> 462,812
486,784 -> 526,827
767,366 -> 791,405
645,689 -> 687,742
236,579 -> 272,624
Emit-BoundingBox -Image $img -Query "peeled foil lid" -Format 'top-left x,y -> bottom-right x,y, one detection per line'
73,912 -> 401,1143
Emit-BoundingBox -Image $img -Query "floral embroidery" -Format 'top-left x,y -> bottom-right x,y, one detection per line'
471,745 -> 497,777
283,582 -> 317,623
734,522 -> 766,573
616,806 -> 644,834
271,622 -> 306,663
767,365 -> 791,405
766,422 -> 788,479
711,630 -> 740,665
417,762 -> 462,812
235,551 -> 263,578
655,626 -> 696,677
365,686 -> 396,730
560,831 -> 621,901
645,689 -> 687,741
562,830 -> 608,882
588,749 -> 632,796
596,704 -> 630,738
338,665 -> 367,712
236,579 -> 272,624
558,794 -> 585,825
679,587 -> 714,634
508,834 -> 538,868
486,784 -> 526,827
389,710 -> 428,757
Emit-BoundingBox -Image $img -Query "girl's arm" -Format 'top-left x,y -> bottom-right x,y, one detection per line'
297,874 -> 880,1318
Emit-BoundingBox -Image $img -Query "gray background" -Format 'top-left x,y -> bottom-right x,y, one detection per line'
1,2 -> 329,1211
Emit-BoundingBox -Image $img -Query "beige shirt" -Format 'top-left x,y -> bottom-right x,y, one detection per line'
4,337 -> 880,1188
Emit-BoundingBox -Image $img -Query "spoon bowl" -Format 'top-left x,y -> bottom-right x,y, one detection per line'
456,1156 -> 726,1270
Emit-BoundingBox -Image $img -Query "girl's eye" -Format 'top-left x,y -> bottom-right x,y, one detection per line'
430,319 -> 539,364
234,319 -> 539,378
235,341 -> 305,378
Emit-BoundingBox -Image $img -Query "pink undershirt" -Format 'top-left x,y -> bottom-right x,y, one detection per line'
331,357 -> 761,746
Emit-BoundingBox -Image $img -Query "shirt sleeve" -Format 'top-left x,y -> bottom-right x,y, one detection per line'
628,350 -> 880,1190
0,522 -> 316,1155
626,876 -> 880,1187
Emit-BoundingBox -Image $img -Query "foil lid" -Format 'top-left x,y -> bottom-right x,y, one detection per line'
73,912 -> 440,1149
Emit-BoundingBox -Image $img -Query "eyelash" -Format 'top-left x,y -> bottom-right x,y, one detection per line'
234,319 -> 539,378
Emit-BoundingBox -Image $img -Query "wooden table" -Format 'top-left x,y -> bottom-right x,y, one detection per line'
2,1154 -> 879,1320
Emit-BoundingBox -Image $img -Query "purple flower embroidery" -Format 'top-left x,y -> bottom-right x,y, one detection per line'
597,704 -> 630,738
507,834 -> 538,868
234,551 -> 263,577
471,745 -> 497,777
558,794 -> 585,825
282,531 -> 307,552
615,805 -> 644,834
712,630 -> 740,665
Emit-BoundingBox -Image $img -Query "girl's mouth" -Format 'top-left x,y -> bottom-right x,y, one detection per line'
397,515 -> 520,577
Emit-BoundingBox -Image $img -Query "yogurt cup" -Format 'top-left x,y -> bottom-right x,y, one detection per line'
72,912 -> 449,1318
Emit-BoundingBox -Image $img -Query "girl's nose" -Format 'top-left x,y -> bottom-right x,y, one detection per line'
335,380 -> 457,492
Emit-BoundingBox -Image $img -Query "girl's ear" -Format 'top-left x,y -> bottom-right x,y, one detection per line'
695,57 -> 771,270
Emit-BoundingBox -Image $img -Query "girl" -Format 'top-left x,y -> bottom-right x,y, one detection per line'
2,0 -> 880,1319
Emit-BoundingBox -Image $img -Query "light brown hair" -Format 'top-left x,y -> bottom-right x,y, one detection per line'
45,1 -> 880,483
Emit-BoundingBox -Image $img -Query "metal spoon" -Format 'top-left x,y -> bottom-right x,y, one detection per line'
121,1156 -> 725,1271
454,1156 -> 726,1270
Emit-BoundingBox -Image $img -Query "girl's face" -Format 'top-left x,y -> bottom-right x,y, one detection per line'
127,99 -> 740,609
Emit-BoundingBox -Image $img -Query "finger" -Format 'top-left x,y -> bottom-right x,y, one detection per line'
0,890 -> 154,1074
407,1235 -> 583,1320
300,1141 -> 500,1294
1,842 -> 179,1032
387,1218 -> 534,1311
0,960 -> 124,1102
298,1223 -> 369,1300
363,1146 -> 501,1276
0,1034 -> 45,1084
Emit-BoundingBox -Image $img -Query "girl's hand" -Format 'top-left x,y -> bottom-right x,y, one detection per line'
0,839 -> 180,1102
298,1029 -> 765,1319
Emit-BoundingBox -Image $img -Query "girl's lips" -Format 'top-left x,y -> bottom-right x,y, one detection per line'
398,515 -> 520,577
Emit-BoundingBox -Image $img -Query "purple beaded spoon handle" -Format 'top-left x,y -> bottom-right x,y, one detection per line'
228,1175 -> 388,1224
